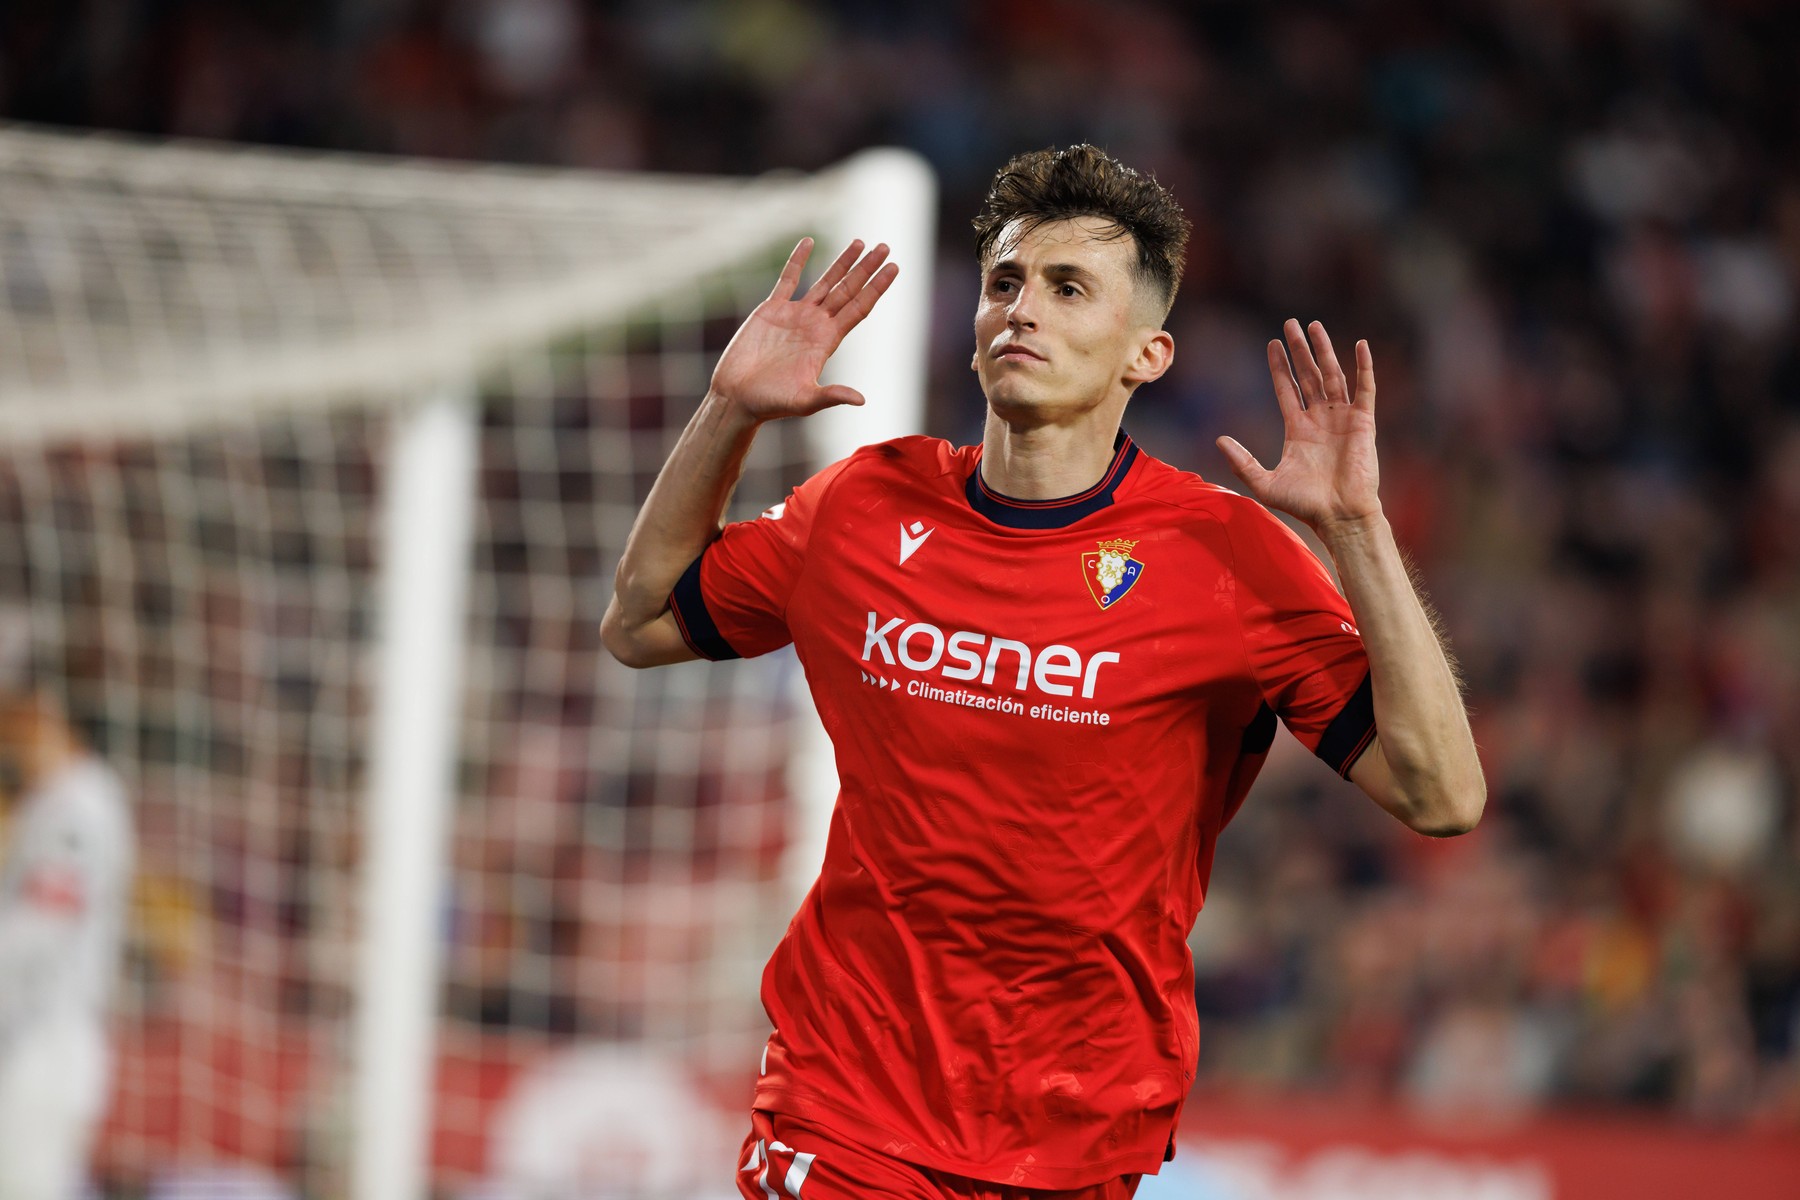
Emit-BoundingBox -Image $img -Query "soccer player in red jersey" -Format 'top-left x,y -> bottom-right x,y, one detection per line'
603,146 -> 1486,1198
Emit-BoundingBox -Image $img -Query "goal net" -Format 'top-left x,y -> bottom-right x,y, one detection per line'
0,124 -> 933,1200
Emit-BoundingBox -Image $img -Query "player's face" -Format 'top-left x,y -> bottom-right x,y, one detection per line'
972,217 -> 1169,422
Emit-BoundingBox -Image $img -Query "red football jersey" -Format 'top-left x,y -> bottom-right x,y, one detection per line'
670,432 -> 1374,1187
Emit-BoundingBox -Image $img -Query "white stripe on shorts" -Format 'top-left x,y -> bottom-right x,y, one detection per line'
756,1139 -> 779,1200
784,1150 -> 816,1198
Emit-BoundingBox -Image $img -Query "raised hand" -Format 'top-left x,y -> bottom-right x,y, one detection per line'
710,237 -> 899,422
1216,319 -> 1382,534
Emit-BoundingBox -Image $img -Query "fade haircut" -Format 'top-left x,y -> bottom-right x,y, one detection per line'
973,145 -> 1191,322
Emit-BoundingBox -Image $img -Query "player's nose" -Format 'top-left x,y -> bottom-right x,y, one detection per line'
1006,282 -> 1038,330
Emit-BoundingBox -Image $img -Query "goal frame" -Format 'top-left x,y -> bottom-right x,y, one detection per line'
347,148 -> 936,1200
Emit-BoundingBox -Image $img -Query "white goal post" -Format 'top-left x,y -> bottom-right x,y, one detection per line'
0,124 -> 934,1200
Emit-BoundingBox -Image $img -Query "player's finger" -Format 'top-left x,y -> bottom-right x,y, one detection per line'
1265,340 -> 1305,425
836,261 -> 899,329
769,238 -> 813,302
1307,321 -> 1349,405
802,239 -> 864,305
1354,340 -> 1377,414
810,384 -> 866,410
822,243 -> 890,315
1215,436 -> 1271,493
823,243 -> 891,316
1284,318 -> 1327,409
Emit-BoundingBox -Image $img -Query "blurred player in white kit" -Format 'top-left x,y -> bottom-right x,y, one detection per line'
0,663 -> 133,1200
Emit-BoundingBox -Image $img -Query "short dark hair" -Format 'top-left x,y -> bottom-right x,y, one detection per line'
973,145 -> 1191,320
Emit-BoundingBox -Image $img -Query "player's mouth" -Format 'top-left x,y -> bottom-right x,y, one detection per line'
994,343 -> 1045,363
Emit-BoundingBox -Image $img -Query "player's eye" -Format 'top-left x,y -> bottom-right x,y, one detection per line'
989,278 -> 1016,294
1057,283 -> 1081,297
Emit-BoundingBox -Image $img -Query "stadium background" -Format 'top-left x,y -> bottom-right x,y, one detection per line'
2,0 -> 1798,1197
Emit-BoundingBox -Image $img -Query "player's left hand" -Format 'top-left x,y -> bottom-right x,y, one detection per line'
1216,319 -> 1382,535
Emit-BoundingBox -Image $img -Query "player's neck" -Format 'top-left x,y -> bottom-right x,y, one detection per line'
978,407 -> 1124,500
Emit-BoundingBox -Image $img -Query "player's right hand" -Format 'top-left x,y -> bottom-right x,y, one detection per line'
709,238 -> 898,421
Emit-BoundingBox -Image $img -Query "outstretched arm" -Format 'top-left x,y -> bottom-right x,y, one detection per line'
1216,320 -> 1485,836
601,238 -> 898,668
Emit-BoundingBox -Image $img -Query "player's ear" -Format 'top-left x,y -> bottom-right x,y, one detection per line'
1124,329 -> 1174,386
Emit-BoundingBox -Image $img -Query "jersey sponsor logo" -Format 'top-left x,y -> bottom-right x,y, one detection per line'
1082,538 -> 1144,610
898,520 -> 934,565
761,501 -> 787,521
861,612 -> 1119,699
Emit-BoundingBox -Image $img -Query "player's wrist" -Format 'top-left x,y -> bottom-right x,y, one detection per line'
700,387 -> 769,435
1314,508 -> 1388,550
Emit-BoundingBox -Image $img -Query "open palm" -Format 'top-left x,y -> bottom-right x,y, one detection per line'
711,237 -> 899,421
1217,319 -> 1382,533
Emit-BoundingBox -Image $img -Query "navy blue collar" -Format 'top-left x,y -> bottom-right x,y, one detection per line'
965,429 -> 1139,530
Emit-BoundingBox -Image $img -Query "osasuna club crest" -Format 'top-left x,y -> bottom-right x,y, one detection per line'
1082,538 -> 1145,611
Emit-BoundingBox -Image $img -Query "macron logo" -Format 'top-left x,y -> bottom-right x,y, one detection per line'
899,521 -> 934,565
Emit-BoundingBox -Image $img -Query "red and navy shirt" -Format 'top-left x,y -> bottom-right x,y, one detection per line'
671,432 -> 1374,1187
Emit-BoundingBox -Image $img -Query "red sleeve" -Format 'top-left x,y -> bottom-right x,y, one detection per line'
1224,500 -> 1377,777
666,455 -> 854,660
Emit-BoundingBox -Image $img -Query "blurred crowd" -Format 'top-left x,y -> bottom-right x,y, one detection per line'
4,0 -> 1798,1134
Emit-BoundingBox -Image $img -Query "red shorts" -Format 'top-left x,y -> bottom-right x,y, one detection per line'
734,1109 -> 1142,1200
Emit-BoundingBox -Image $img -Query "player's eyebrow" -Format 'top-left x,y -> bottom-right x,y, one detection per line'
986,259 -> 1104,286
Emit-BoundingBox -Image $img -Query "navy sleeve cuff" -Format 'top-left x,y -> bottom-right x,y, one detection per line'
668,552 -> 741,662
1314,670 -> 1377,777
1240,702 -> 1277,756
